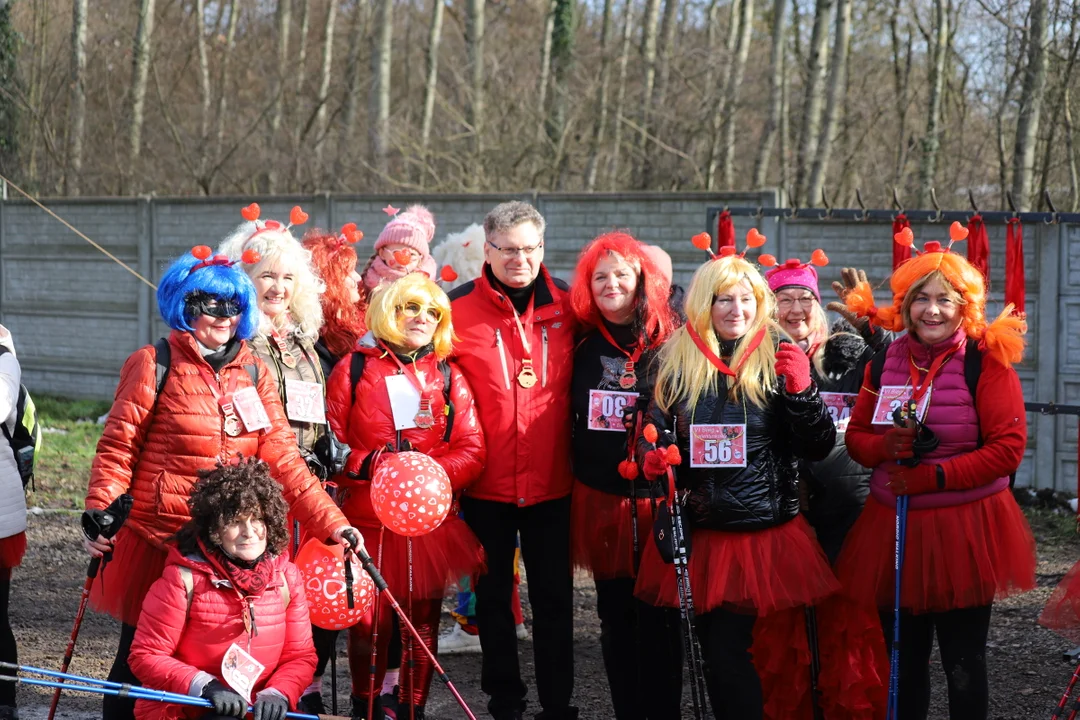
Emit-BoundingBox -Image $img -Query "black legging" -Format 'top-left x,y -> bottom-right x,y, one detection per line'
0,569 -> 15,708
879,604 -> 992,720
694,608 -> 761,720
103,623 -> 139,720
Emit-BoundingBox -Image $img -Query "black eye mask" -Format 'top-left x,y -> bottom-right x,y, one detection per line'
186,293 -> 242,319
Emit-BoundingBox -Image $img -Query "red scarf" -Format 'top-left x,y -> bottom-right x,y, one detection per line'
198,538 -> 275,597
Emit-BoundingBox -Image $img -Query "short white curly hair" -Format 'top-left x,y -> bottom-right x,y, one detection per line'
217,222 -> 323,341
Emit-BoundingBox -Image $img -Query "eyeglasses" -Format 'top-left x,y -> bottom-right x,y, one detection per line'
187,294 -> 242,318
398,301 -> 443,323
486,239 -> 544,259
775,295 -> 816,311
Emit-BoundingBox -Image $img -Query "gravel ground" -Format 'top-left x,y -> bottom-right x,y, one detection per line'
11,509 -> 1080,720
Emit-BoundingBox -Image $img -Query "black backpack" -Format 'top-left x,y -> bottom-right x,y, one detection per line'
152,338 -> 258,399
349,352 -> 455,443
869,337 -> 1016,485
0,348 -> 40,490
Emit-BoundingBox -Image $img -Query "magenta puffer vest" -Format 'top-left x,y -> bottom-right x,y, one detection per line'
868,331 -> 1010,510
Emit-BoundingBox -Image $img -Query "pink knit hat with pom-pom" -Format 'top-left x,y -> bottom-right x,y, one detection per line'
375,205 -> 436,258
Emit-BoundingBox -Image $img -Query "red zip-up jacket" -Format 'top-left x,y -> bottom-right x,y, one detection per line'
448,265 -> 576,506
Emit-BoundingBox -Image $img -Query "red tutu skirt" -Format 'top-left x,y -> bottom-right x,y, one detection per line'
1040,558 -> 1080,643
571,480 -> 655,580
356,515 -> 485,600
88,527 -> 169,626
0,532 -> 26,569
835,490 -> 1036,614
634,515 -> 838,615
753,594 -> 887,719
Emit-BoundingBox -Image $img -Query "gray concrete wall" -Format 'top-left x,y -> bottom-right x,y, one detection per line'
1,191 -> 1075,490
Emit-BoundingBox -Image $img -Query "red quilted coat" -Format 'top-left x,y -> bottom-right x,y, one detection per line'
324,333 -> 486,525
129,548 -> 315,720
86,331 -> 346,547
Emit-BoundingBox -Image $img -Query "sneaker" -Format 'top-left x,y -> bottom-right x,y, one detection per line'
438,622 -> 482,654
380,688 -> 399,719
298,692 -> 326,715
516,623 -> 529,641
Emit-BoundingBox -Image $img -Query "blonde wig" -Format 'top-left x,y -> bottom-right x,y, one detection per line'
218,222 -> 323,341
655,256 -> 780,413
366,273 -> 455,359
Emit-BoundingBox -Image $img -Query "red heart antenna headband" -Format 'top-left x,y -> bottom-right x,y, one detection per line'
239,203 -> 310,248
758,249 -> 829,270
892,221 -> 968,256
190,244 -> 260,271
337,222 -> 364,248
690,228 -> 768,259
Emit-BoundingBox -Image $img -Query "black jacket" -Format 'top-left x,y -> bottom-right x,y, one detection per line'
639,338 -> 837,532
802,322 -> 891,561
571,322 -> 660,499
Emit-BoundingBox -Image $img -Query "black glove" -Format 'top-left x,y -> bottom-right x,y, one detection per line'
201,679 -> 246,718
81,494 -> 134,542
398,439 -> 414,452
252,692 -> 290,720
621,404 -> 637,433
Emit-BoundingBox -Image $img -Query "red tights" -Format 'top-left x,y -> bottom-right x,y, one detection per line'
348,596 -> 442,708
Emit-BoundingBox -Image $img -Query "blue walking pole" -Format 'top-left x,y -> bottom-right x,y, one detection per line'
886,494 -> 909,720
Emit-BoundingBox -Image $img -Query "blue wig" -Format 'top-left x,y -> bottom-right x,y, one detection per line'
157,252 -> 260,340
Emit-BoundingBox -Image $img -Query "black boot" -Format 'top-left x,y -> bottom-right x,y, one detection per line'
350,694 -> 384,720
297,691 -> 326,715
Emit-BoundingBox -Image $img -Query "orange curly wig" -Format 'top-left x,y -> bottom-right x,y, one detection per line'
845,239 -> 1026,367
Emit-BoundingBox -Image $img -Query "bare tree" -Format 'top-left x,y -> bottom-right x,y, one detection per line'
369,0 -> 392,176
752,0 -> 789,188
642,0 -> 678,184
465,0 -> 486,174
634,0 -> 662,184
917,0 -> 948,206
64,0 -> 88,195
125,0 -> 157,193
339,1 -> 366,155
547,0 -> 575,187
708,0 -> 755,189
194,0 -> 212,180
1011,0 -> 1049,210
888,0 -> 912,184
806,0 -> 852,205
211,0 -> 240,172
537,0 -> 557,139
794,0 -> 834,204
608,0 -> 634,189
419,0 -> 445,185
584,0 -> 615,190
312,0 -> 339,178
266,0 -> 292,193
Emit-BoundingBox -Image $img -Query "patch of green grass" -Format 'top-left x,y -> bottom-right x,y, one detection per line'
1024,505 -> 1080,549
30,395 -> 111,510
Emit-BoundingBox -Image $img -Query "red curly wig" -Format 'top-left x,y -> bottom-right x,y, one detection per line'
846,239 -> 1026,367
569,231 -> 678,349
302,229 -> 367,358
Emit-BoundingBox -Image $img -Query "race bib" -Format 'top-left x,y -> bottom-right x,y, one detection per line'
232,386 -> 272,433
871,385 -> 931,425
285,379 -> 327,424
820,392 -> 858,431
689,424 -> 747,468
587,389 -> 638,432
221,642 -> 265,703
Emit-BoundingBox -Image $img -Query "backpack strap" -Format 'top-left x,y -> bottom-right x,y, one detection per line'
439,361 -> 454,443
869,347 -> 887,390
178,565 -> 195,617
153,338 -> 172,396
963,337 -> 982,400
279,570 -> 291,610
350,353 -> 366,406
0,347 -> 16,443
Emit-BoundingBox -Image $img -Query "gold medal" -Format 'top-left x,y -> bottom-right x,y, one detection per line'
619,361 -> 637,389
272,333 -> 298,368
224,414 -> 243,437
281,351 -> 297,368
518,365 -> 538,389
415,397 -> 435,429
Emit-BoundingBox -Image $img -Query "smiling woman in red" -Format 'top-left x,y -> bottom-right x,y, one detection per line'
836,229 -> 1035,719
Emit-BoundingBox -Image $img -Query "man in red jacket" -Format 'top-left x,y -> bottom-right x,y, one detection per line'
448,201 -> 577,720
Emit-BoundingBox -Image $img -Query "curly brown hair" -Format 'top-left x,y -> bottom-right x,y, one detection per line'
174,456 -> 290,556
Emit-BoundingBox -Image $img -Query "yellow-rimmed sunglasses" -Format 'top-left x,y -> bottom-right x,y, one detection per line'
398,301 -> 444,323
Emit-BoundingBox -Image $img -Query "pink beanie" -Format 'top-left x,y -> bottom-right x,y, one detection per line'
375,205 -> 436,257
766,258 -> 821,300
642,245 -> 673,284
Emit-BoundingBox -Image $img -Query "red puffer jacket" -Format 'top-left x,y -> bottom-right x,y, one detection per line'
86,331 -> 345,547
448,266 -> 576,506
324,333 -> 486,525
129,548 -> 315,720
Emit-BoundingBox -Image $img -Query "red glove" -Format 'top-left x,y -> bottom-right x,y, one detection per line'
885,463 -> 940,495
642,449 -> 671,481
880,426 -> 916,461
775,345 -> 812,394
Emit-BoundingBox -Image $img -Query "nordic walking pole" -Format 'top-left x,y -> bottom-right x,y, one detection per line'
48,493 -> 133,720
1053,659 -> 1080,720
887,494 -> 909,720
805,606 -> 824,720
367,526 -> 386,720
343,532 -> 478,720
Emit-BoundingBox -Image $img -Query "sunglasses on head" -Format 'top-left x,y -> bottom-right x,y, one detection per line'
187,293 -> 242,318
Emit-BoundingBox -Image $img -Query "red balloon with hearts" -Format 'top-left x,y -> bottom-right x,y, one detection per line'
294,539 -> 375,630
371,451 -> 453,537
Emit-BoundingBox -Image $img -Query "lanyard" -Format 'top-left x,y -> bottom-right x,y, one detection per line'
269,329 -> 297,368
379,342 -> 438,429
907,340 -> 962,404
195,363 -> 242,436
685,325 -> 766,378
501,293 -> 539,389
596,322 -> 644,390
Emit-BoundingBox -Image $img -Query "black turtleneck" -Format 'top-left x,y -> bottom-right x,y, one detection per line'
601,318 -> 637,349
486,265 -> 536,314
